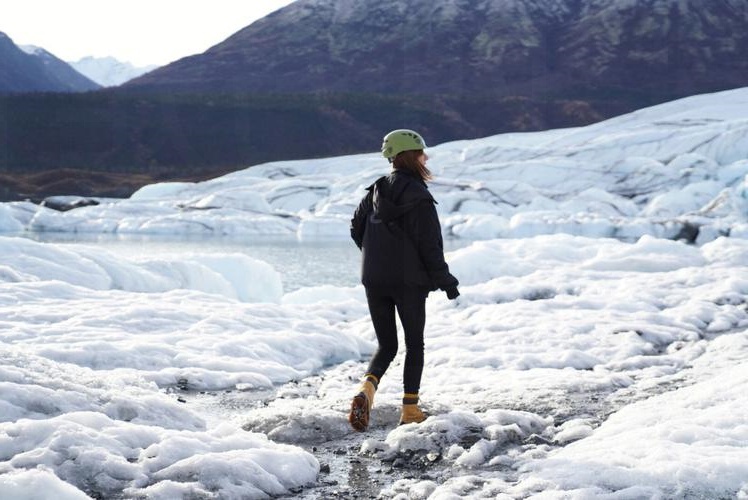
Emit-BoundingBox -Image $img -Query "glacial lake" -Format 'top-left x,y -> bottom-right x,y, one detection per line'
26,233 -> 471,293
26,233 -> 360,293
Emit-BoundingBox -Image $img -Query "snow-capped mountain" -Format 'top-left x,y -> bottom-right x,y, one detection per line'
70,56 -> 158,87
19,45 -> 101,91
0,35 -> 99,93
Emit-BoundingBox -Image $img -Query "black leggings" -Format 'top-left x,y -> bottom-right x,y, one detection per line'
365,286 -> 428,394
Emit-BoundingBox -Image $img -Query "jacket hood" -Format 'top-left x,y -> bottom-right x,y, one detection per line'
370,170 -> 433,223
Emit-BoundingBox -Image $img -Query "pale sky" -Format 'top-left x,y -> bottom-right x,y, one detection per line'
1,0 -> 296,67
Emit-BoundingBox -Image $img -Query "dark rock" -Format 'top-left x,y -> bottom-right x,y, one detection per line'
674,222 -> 700,243
392,458 -> 406,468
525,433 -> 554,445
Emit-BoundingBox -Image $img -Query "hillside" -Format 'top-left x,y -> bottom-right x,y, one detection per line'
0,90 -> 605,201
127,0 -> 748,99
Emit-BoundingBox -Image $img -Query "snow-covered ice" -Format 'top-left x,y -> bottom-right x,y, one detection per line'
1,87 -> 748,498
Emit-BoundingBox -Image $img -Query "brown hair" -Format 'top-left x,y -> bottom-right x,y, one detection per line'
392,149 -> 432,182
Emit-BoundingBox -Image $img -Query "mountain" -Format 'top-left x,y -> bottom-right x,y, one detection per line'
126,0 -> 748,100
70,56 -> 159,87
0,33 -> 100,93
19,45 -> 101,92
3,0 -> 747,187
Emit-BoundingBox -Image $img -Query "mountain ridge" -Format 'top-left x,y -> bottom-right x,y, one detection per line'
0,34 -> 100,93
126,0 -> 748,99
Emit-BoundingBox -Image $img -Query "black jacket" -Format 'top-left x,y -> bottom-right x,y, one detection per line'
350,169 -> 459,294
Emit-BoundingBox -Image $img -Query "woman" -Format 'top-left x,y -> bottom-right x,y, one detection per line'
348,129 -> 460,431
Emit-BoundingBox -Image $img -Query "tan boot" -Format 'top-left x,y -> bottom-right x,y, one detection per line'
399,393 -> 426,425
348,374 -> 378,431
